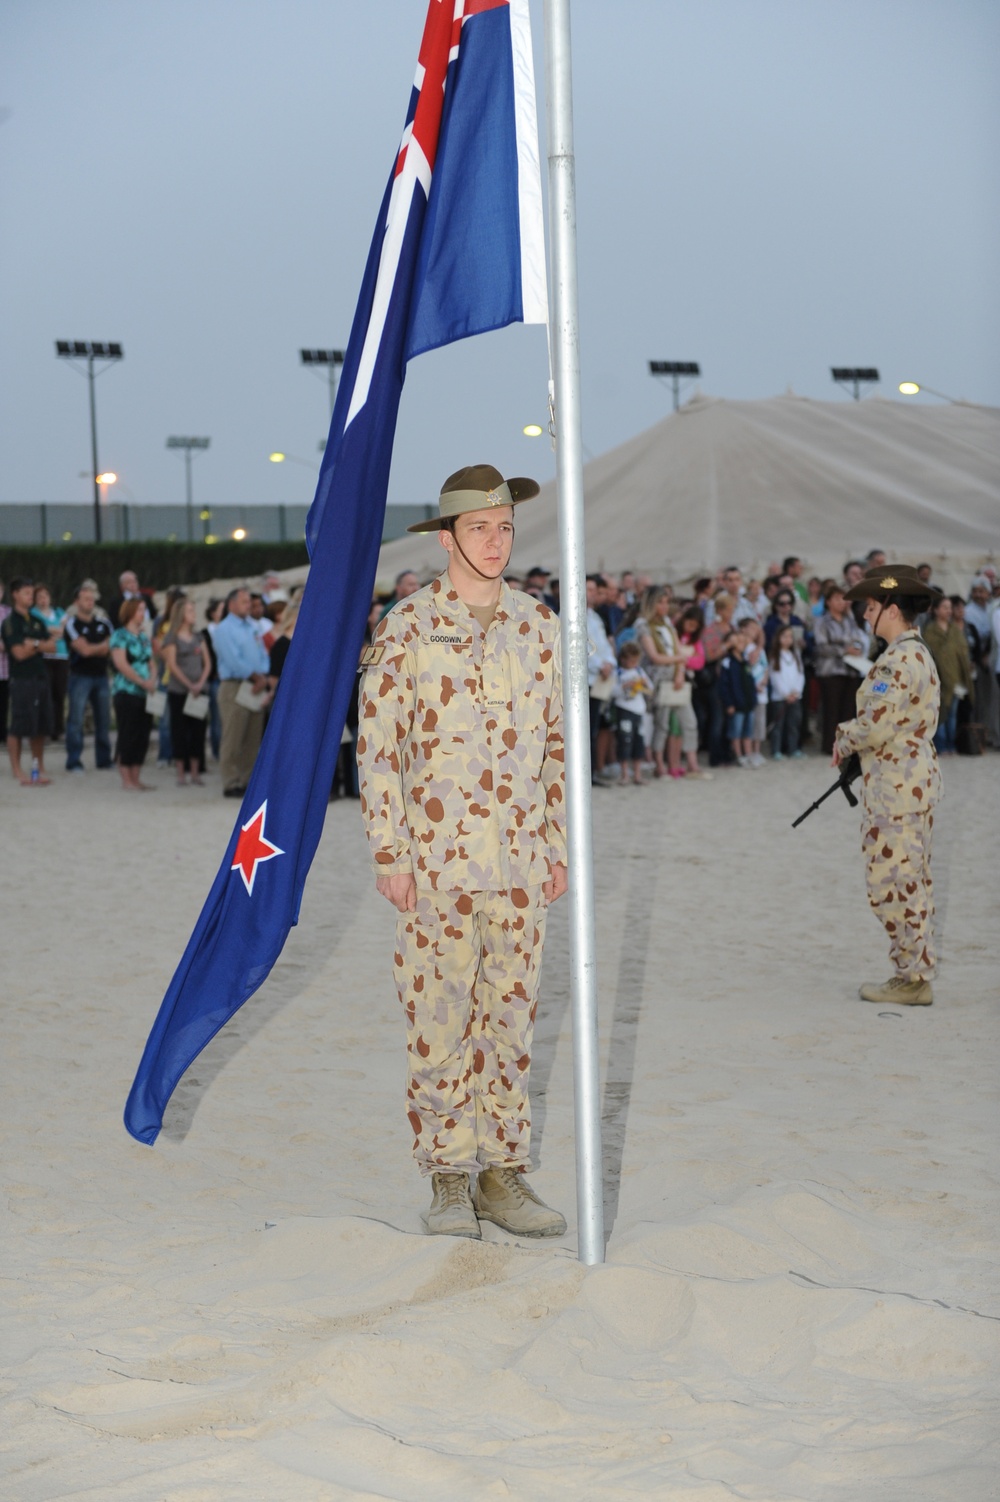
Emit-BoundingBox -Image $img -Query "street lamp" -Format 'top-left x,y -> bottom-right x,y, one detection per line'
166,436 -> 211,541
300,349 -> 344,418
831,367 -> 879,401
649,360 -> 701,413
268,451 -> 319,472
898,381 -> 960,403
55,340 -> 124,542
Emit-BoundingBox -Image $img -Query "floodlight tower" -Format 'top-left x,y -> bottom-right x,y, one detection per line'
166,437 -> 211,541
831,367 -> 880,401
649,360 -> 701,413
55,340 -> 124,542
300,348 -> 344,434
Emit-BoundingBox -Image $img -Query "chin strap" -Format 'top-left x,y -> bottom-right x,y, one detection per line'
449,526 -> 514,582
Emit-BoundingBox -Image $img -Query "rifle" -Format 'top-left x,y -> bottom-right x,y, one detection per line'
791,752 -> 862,828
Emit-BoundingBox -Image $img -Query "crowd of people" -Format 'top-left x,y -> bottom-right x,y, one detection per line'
2,554 -> 998,793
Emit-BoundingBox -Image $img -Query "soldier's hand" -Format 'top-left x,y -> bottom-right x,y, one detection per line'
376,873 -> 416,912
543,864 -> 568,905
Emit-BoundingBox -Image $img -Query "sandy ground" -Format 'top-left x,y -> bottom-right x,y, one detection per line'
2,742 -> 998,1502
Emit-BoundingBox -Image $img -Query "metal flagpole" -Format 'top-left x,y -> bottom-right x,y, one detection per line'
543,0 -> 605,1266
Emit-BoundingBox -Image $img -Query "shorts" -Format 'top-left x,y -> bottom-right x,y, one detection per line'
728,708 -> 754,740
8,678 -> 54,739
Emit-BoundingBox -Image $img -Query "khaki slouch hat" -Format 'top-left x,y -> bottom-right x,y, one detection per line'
407,463 -> 540,533
843,564 -> 942,605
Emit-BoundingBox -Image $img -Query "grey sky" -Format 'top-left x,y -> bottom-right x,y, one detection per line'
2,0 -> 997,518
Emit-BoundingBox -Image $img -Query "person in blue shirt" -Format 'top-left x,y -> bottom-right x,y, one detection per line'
213,587 -> 273,797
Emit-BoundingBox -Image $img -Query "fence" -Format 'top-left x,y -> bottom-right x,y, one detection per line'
0,502 -> 434,547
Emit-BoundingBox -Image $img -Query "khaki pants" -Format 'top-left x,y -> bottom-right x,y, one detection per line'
218,680 -> 263,793
862,811 -> 935,981
393,887 -> 547,1176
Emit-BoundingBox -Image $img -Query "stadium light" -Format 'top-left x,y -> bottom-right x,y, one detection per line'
166,436 -> 211,541
95,472 -> 117,486
232,527 -> 247,541
523,424 -> 544,437
300,348 -> 344,418
831,367 -> 879,401
55,339 -> 124,542
649,360 -> 701,412
898,380 -> 960,403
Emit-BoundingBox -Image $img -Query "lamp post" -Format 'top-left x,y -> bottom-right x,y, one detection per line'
300,349 -> 344,418
55,340 -> 124,543
831,367 -> 879,401
166,437 -> 211,541
649,360 -> 701,412
898,381 -> 960,403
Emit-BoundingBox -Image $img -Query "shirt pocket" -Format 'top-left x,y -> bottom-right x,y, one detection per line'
413,636 -> 479,735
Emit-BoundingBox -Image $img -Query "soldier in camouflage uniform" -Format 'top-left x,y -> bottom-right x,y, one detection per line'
834,565 -> 943,1005
358,464 -> 568,1239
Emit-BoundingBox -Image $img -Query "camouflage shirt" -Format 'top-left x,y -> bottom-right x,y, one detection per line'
834,628 -> 941,822
357,575 -> 566,892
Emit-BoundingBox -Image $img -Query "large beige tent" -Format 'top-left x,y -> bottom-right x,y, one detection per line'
375,393 -> 999,591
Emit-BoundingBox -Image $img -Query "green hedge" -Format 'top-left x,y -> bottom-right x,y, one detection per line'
0,541 -> 309,607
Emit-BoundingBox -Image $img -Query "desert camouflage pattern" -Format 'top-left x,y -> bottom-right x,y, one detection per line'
835,629 -> 941,981
862,811 -> 935,981
357,576 -> 566,892
834,629 -> 941,823
394,887 -> 546,1175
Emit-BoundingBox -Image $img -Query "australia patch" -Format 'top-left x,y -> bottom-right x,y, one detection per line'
871,681 -> 890,695
360,643 -> 385,667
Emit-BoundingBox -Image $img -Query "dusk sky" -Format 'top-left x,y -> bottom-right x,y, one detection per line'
2,0 -> 997,519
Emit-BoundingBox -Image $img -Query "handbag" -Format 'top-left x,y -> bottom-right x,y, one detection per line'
589,673 -> 616,702
656,679 -> 691,709
183,692 -> 209,720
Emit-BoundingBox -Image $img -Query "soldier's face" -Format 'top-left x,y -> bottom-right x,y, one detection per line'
446,506 -> 515,578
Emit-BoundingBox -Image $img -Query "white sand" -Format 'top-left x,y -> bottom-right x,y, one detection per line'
3,748 -> 998,1501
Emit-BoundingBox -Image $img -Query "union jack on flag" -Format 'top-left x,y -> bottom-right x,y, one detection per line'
125,0 -> 548,1145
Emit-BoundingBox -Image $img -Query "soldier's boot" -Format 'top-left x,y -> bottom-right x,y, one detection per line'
425,1172 -> 481,1239
473,1166 -> 567,1238
859,976 -> 933,1006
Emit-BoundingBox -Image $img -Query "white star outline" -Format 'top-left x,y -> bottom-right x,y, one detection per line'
231,799 -> 285,897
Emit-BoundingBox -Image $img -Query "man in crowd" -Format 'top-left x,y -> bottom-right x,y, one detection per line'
358,462 -> 567,1241
64,583 -> 113,772
783,556 -> 810,608
524,565 -> 556,609
214,586 -> 272,797
1,577 -> 55,785
723,565 -> 753,622
107,569 -> 154,628
380,569 -> 422,619
586,574 -> 616,784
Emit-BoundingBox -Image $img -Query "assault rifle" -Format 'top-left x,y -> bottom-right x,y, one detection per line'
791,752 -> 862,829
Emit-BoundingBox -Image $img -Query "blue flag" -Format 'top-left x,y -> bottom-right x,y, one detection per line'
125,0 -> 547,1145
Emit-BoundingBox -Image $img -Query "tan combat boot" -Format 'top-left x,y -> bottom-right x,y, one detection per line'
425,1172 -> 481,1238
473,1165 -> 567,1238
859,976 -> 933,1006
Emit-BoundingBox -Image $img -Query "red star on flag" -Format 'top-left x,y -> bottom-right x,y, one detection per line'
231,800 -> 284,896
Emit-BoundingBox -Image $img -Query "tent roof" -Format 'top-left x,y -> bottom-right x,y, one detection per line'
376,393 -> 1000,585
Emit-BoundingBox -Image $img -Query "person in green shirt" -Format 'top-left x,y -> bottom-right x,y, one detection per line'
1,577 -> 56,785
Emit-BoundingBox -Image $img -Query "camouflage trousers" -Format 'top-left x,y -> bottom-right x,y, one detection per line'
862,810 -> 935,981
393,887 -> 547,1176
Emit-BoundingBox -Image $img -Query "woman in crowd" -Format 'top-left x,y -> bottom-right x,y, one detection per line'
805,576 -> 825,618
739,617 -> 769,766
636,586 -> 688,778
812,582 -> 870,755
110,598 -> 159,790
268,599 -> 300,680
922,594 -> 973,755
768,624 -> 805,759
701,591 -> 736,766
676,605 -> 712,778
162,597 -> 211,785
203,598 -> 224,761
31,583 -> 69,741
0,579 -> 11,738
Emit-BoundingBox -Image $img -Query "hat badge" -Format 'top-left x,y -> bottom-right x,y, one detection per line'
881,576 -> 898,590
484,488 -> 502,507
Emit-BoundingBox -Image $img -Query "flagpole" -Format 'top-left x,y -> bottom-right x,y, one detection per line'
543,0 -> 605,1266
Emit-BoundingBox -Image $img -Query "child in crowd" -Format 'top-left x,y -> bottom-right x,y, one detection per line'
613,641 -> 652,786
717,630 -> 757,767
768,624 -> 806,759
739,616 -> 768,767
